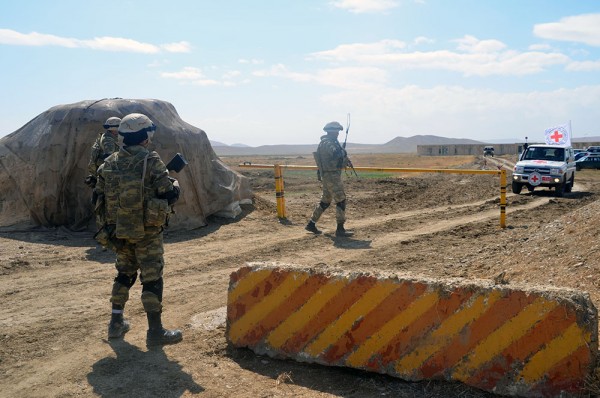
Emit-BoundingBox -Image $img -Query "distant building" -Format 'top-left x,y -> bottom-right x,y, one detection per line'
417,142 -> 600,156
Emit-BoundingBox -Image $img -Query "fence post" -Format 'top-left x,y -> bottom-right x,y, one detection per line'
274,164 -> 286,219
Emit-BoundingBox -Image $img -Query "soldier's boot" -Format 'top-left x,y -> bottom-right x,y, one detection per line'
335,223 -> 354,237
107,313 -> 131,339
146,312 -> 183,348
305,220 -> 322,235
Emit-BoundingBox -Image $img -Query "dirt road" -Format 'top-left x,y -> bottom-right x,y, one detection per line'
2,155 -> 599,397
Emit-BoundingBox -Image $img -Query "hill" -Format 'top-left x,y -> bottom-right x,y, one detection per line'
212,135 -> 485,156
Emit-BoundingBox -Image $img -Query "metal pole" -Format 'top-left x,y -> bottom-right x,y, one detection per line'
274,164 -> 286,219
500,169 -> 506,228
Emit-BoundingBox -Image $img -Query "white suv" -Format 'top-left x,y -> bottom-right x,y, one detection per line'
512,144 -> 575,197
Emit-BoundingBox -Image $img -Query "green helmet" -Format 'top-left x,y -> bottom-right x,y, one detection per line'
103,117 -> 121,129
323,121 -> 343,133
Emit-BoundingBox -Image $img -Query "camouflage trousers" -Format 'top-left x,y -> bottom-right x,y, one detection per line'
310,171 -> 346,224
110,228 -> 165,313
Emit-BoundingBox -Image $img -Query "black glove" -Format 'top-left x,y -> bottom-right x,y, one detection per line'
84,175 -> 97,188
160,178 -> 180,205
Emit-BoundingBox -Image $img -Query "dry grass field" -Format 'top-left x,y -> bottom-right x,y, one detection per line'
2,153 -> 600,397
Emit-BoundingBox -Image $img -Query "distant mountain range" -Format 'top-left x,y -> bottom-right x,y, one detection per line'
210,135 -> 600,156
210,135 -> 484,156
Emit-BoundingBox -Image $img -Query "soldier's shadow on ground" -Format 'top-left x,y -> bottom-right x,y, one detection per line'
163,203 -> 257,244
324,234 -> 372,249
85,244 -> 116,264
87,339 -> 203,398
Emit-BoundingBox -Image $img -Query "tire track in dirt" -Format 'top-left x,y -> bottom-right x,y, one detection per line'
168,194 -> 549,273
369,196 -> 547,248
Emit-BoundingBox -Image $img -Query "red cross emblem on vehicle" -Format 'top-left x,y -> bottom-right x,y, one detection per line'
550,130 -> 563,143
529,171 -> 542,186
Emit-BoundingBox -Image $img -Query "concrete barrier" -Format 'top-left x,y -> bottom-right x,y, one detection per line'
226,263 -> 598,397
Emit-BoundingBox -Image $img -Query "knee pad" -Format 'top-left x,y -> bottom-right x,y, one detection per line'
115,272 -> 137,288
141,278 -> 164,313
319,201 -> 330,210
336,200 -> 346,211
110,273 -> 137,306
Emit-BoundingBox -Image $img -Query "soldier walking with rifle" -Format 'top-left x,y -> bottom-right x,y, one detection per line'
305,120 -> 354,237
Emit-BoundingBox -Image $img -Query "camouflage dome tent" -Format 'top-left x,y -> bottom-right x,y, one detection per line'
0,98 -> 253,231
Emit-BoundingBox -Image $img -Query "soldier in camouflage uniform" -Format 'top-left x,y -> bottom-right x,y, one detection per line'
94,113 -> 183,347
306,121 -> 354,237
85,117 -> 121,188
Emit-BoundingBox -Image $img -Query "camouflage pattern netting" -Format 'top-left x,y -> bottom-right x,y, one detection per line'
0,98 -> 253,231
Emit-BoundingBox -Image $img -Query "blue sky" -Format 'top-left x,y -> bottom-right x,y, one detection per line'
1,0 -> 600,146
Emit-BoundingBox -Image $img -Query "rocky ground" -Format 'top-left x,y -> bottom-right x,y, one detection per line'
1,154 -> 600,397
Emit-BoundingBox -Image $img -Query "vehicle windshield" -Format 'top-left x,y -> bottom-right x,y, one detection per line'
523,147 -> 564,161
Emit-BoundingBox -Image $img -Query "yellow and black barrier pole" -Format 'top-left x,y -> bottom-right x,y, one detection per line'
500,169 -> 506,228
238,163 -> 507,228
274,164 -> 286,219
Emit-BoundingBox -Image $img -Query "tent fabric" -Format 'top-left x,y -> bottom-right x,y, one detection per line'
0,98 -> 253,231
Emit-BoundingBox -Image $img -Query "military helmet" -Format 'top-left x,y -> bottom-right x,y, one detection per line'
118,113 -> 156,135
323,121 -> 343,133
103,116 -> 121,129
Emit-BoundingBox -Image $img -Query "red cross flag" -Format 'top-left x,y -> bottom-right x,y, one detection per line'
544,122 -> 571,146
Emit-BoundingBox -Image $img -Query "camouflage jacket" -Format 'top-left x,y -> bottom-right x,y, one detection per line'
87,132 -> 119,176
316,134 -> 347,172
95,145 -> 175,241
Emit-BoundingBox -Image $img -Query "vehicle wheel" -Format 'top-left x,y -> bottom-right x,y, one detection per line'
512,181 -> 523,194
565,175 -> 574,193
576,165 -> 581,171
555,183 -> 565,197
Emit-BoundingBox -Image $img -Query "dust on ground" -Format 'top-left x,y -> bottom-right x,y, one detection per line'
1,154 -> 600,397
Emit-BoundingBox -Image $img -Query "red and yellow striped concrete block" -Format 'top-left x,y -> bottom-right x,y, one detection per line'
226,264 -> 598,397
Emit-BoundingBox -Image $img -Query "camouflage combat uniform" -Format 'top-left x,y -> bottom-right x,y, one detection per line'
95,144 -> 175,314
87,131 -> 119,177
310,134 -> 348,224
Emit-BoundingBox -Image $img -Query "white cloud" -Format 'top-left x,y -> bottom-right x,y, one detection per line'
83,36 -> 159,53
160,41 -> 192,53
0,28 -> 188,53
161,66 -> 241,86
222,70 -> 242,79
310,37 -> 569,76
414,36 -> 434,46
566,60 -> 600,71
528,43 -> 552,51
315,67 -> 389,89
238,58 -> 264,65
254,63 -> 388,90
161,67 -> 204,80
309,40 -> 406,62
253,64 -> 314,82
191,79 -> 220,86
454,35 -> 506,53
331,0 -> 399,13
534,14 -> 600,47
147,59 -> 171,68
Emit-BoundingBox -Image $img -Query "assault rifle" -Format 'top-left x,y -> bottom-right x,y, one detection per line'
342,113 -> 358,177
